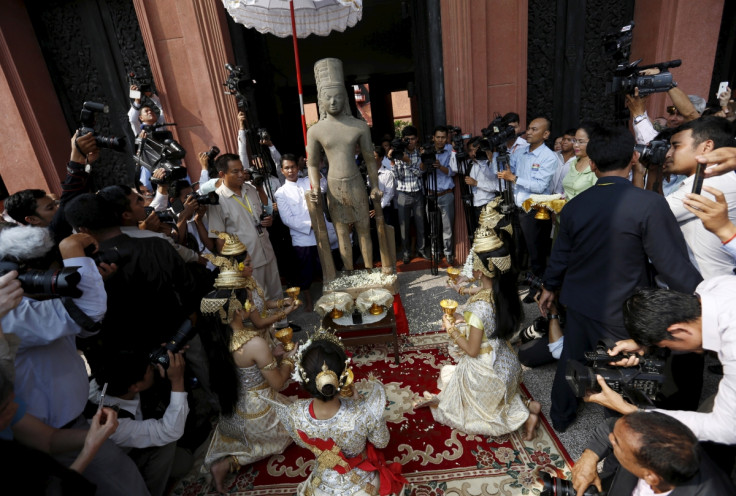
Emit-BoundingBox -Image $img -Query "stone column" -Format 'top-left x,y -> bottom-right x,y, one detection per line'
440,0 -> 529,263
132,0 -> 239,181
0,0 -> 70,196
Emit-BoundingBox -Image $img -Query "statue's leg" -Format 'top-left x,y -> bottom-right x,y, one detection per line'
335,222 -> 353,270
355,216 -> 373,268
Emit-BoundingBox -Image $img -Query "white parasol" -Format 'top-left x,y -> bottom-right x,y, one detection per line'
223,0 -> 363,146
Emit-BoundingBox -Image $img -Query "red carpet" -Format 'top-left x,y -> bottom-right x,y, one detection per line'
170,332 -> 573,495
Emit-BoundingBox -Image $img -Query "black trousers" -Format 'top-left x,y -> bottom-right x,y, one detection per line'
550,308 -> 629,430
519,210 -> 552,277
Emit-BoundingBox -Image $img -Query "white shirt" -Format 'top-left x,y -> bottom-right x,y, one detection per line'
632,112 -> 658,145
666,173 -> 736,278
655,275 -> 736,444
551,152 -> 574,195
632,478 -> 673,496
468,155 -> 499,207
89,379 -> 189,449
375,166 -> 396,208
4,257 -> 106,428
274,177 -> 338,248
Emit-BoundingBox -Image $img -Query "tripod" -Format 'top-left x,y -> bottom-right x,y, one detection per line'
422,145 -> 446,276
454,150 -> 476,242
239,103 -> 277,205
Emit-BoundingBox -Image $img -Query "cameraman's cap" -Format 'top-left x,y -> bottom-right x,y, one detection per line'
314,58 -> 344,90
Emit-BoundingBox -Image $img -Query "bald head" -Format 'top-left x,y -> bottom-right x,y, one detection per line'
526,117 -> 551,149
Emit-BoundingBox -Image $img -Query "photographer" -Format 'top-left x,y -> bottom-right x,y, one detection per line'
571,411 -> 734,495
537,126 -> 702,432
585,276 -> 736,447
663,117 -> 736,278
97,184 -> 202,265
391,125 -> 428,264
0,225 -> 150,494
237,111 -> 283,190
464,138 -> 499,228
128,84 -> 165,137
627,84 -> 703,145
167,180 -> 216,255
424,125 -> 456,264
90,349 -> 189,496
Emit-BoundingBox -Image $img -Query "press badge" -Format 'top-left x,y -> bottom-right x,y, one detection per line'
532,163 -> 540,170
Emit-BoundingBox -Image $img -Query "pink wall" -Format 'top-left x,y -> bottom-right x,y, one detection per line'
632,0 -> 724,117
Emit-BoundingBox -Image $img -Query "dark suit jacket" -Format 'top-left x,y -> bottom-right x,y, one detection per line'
543,176 -> 702,327
586,419 -> 736,496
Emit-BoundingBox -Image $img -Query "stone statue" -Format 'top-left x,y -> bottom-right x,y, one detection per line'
306,58 -> 391,273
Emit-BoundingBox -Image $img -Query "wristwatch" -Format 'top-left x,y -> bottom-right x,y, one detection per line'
633,114 -> 647,125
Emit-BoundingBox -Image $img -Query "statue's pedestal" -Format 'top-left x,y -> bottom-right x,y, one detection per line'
322,268 -> 399,299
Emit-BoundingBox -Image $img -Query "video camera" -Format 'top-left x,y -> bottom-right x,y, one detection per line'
566,338 -> 666,407
128,70 -> 154,95
481,116 -> 517,150
78,101 -> 126,152
149,320 -> 197,370
604,22 -> 681,97
390,137 -> 409,157
0,260 -> 82,298
448,125 -> 470,162
634,139 -> 671,167
224,63 -> 256,109
420,137 -> 437,166
134,122 -> 188,187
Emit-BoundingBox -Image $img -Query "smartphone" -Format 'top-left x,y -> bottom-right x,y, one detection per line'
130,89 -> 141,99
692,162 -> 705,195
170,198 -> 185,214
98,382 -> 108,412
716,81 -> 729,99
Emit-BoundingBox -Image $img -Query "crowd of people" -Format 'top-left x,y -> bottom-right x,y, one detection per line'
1,67 -> 736,496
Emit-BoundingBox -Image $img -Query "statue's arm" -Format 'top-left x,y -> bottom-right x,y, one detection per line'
306,129 -> 323,203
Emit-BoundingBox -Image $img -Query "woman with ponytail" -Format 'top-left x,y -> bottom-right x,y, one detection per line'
422,201 -> 541,440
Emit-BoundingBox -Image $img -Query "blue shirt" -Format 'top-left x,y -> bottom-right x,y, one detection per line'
509,143 -> 558,206
426,144 -> 455,192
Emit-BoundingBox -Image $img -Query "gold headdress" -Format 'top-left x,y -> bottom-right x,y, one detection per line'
472,202 -> 512,278
203,231 -> 250,290
291,327 -> 353,395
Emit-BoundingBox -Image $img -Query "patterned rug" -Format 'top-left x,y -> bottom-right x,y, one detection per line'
169,332 -> 573,496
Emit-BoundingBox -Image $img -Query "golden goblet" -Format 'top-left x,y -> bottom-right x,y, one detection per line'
533,205 -> 551,220
285,287 -> 301,306
447,267 -> 461,284
339,368 -> 355,398
330,307 -> 344,319
369,302 -> 384,315
440,299 -> 459,324
275,327 -> 295,351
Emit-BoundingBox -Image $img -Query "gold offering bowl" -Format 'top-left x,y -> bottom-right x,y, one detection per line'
447,267 -> 461,283
286,287 -> 301,306
440,299 -> 459,323
275,327 -> 295,351
369,302 -> 384,315
339,368 -> 355,398
330,307 -> 344,319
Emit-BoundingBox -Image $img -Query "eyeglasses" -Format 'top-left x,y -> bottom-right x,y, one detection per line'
666,106 -> 681,116
571,139 -> 588,145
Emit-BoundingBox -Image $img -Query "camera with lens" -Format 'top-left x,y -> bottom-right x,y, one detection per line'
523,272 -> 543,293
128,71 -> 154,95
566,338 -> 666,407
420,138 -> 437,166
78,101 -> 127,152
135,123 -> 188,187
390,137 -> 409,157
634,139 -> 671,167
149,320 -> 197,370
0,260 -> 82,298
448,125 -> 470,162
257,128 -> 270,141
187,191 -> 219,206
224,63 -> 256,108
540,472 -> 601,496
205,145 -> 220,168
481,116 -> 517,150
144,206 -> 176,224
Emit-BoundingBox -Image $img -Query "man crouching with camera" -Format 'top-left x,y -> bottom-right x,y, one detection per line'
0,224 -> 150,494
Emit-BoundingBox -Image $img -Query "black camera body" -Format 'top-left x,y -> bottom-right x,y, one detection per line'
0,260 -> 82,298
135,124 -> 188,187
79,101 -> 126,152
566,339 -> 666,406
390,137 -> 409,157
144,206 -> 176,224
448,125 -> 469,162
634,139 -> 671,167
420,138 -> 437,166
149,320 -> 197,370
205,145 -> 220,169
541,472 -> 601,496
607,59 -> 680,96
481,116 -> 517,150
224,63 -> 255,108
188,191 -> 219,206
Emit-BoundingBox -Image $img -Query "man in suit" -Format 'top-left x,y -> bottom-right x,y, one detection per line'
571,411 -> 735,495
538,126 -> 702,432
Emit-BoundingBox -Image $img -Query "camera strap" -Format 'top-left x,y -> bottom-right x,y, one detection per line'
230,194 -> 263,236
62,297 -> 102,334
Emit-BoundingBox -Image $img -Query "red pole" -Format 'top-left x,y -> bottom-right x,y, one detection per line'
290,0 -> 308,149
